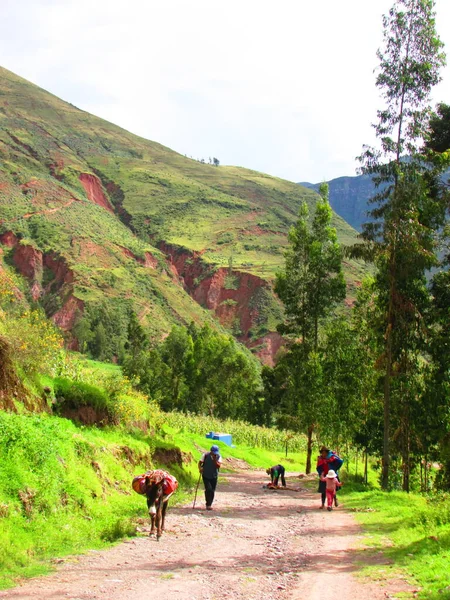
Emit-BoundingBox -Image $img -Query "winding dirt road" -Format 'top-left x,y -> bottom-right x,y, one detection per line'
1,471 -> 410,600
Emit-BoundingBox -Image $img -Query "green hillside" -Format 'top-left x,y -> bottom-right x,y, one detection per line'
0,66 -> 365,361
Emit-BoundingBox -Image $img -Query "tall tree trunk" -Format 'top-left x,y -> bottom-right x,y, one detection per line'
314,316 -> 318,353
306,425 -> 314,474
382,230 -> 397,490
381,13 -> 412,491
364,449 -> 368,485
401,393 -> 411,493
382,324 -> 393,489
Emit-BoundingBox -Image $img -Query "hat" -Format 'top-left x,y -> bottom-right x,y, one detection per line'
326,469 -> 336,478
210,445 -> 220,454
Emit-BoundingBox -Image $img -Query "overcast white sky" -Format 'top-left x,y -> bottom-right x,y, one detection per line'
1,0 -> 450,183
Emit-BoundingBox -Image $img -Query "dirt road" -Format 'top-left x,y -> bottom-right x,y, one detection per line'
1,471 -> 410,600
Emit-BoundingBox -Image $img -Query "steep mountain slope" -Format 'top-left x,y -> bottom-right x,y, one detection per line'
0,66 -> 365,362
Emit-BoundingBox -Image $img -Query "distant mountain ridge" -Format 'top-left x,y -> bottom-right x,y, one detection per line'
301,167 -> 450,233
299,175 -> 375,232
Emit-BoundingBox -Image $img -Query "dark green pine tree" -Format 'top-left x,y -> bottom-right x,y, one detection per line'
275,184 -> 346,473
124,312 -> 148,362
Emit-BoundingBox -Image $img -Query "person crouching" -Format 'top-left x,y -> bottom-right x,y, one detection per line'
266,464 -> 286,488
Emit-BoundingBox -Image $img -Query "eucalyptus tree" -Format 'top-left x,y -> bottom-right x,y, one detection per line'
352,0 -> 446,489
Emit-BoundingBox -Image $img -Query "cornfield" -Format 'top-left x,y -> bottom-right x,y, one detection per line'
155,411 -> 307,453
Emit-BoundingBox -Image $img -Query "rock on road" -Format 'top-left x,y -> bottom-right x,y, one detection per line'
1,471 -> 409,600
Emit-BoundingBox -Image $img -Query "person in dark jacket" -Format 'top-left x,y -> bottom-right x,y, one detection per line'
266,464 -> 287,488
198,445 -> 222,510
317,446 -> 343,509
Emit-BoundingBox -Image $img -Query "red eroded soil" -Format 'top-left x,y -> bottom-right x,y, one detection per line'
143,251 -> 158,269
1,233 -> 75,302
1,470 -> 412,600
0,231 -> 19,247
52,295 -> 84,331
12,244 -> 43,281
75,239 -> 112,265
119,246 -> 158,269
249,332 -> 284,367
12,244 -> 43,300
160,242 -> 282,363
43,253 -> 74,286
79,173 -> 114,213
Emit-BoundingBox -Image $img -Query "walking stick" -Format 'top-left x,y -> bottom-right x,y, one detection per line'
192,473 -> 202,509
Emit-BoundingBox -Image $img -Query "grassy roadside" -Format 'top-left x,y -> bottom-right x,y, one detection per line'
341,485 -> 450,599
0,411 -> 305,589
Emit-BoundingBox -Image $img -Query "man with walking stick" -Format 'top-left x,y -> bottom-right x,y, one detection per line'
198,445 -> 222,510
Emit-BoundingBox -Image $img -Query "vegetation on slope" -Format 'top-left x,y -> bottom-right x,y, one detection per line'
0,66 -> 365,357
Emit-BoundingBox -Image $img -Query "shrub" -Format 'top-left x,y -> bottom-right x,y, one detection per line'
53,378 -> 110,415
0,335 -> 28,411
221,299 -> 238,307
2,310 -> 63,377
109,392 -> 150,425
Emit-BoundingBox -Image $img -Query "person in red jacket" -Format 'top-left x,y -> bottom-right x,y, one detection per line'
316,447 -> 330,509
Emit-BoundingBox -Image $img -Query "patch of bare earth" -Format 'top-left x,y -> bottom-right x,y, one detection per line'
1,471 -> 412,600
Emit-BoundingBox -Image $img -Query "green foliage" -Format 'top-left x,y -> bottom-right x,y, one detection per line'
223,273 -> 240,290
272,186 -> 347,472
0,64 -> 365,360
158,411 -> 306,453
0,401 -> 308,587
0,309 -> 63,379
53,377 -> 111,415
124,311 -> 148,361
123,323 -> 263,422
426,103 -> 450,153
275,188 -> 346,348
352,0 -> 448,490
425,234 -> 450,488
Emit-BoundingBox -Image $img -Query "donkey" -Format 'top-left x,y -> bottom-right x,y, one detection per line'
144,470 -> 178,540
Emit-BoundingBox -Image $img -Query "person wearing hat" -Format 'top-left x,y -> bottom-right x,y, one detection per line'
317,446 -> 343,509
266,464 -> 286,488
317,446 -> 330,509
320,469 -> 342,511
198,445 -> 222,510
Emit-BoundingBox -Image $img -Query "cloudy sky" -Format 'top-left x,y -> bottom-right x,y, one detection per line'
1,0 -> 450,183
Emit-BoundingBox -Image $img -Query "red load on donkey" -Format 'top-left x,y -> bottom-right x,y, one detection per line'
132,469 -> 178,540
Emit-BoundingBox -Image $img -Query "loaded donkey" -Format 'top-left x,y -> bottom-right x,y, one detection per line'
132,469 -> 178,540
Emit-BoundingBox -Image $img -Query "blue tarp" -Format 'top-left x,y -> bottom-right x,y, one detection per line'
205,431 -> 233,446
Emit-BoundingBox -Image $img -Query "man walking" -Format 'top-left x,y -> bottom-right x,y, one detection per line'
199,445 -> 222,510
